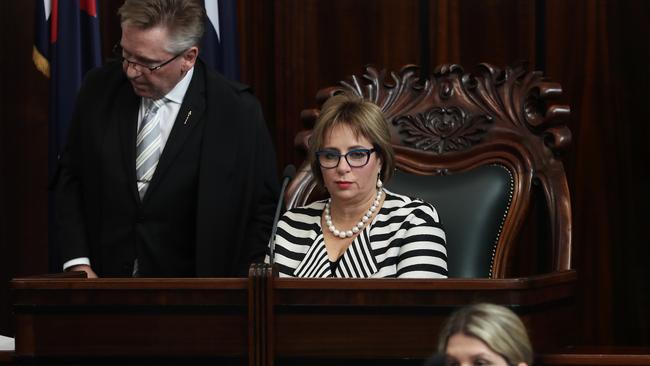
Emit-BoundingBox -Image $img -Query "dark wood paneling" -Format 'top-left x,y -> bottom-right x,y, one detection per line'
98,1 -> 124,62
545,0 -> 650,346
0,0 -> 49,336
12,277 -> 248,364
1,0 -> 649,348
238,0 -> 276,150
263,0 -> 423,169
545,0 -> 615,345
429,0 -> 536,67
538,347 -> 650,366
598,0 -> 650,347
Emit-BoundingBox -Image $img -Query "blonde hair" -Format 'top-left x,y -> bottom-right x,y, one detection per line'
437,303 -> 533,366
118,0 -> 204,54
309,93 -> 395,187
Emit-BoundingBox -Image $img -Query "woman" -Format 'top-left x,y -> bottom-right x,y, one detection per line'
437,303 -> 533,366
269,93 -> 448,278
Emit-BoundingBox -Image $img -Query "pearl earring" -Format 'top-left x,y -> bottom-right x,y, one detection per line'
377,178 -> 383,189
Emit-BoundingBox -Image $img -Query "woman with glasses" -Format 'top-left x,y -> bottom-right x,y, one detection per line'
437,303 -> 533,366
268,93 -> 448,278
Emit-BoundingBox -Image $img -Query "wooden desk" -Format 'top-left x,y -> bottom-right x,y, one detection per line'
0,351 -> 12,366
538,347 -> 650,365
12,277 -> 249,365
12,268 -> 578,366
250,266 -> 578,365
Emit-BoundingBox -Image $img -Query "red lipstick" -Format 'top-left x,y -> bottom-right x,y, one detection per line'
336,181 -> 352,189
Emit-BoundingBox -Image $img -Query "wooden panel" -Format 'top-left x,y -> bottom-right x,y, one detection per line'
544,0 -> 614,346
98,0 -> 123,61
538,347 -> 650,366
428,0 -> 537,67
266,0 -> 422,169
544,0 -> 650,346
17,313 -> 246,357
275,312 -> 443,358
271,272 -> 577,360
238,0 -> 276,155
12,278 -> 248,362
0,351 -> 12,366
0,0 -> 50,336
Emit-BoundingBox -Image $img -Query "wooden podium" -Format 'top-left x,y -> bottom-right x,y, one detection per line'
11,267 -> 578,365
12,274 -> 249,365
251,266 -> 577,365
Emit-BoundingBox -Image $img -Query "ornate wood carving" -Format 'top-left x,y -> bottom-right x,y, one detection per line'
287,63 -> 572,278
394,106 -> 493,153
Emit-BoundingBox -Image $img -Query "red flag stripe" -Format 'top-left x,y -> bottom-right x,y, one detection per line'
50,0 -> 58,43
79,0 -> 97,17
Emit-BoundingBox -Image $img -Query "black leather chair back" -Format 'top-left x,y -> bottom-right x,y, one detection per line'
386,165 -> 513,278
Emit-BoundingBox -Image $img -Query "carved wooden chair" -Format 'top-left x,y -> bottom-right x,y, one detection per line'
286,63 -> 572,278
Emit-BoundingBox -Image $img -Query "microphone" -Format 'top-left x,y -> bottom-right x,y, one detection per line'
268,164 -> 296,264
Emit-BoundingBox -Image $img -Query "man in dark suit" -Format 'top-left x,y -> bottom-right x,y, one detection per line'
54,0 -> 279,277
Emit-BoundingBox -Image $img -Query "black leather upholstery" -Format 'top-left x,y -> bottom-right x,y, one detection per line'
385,165 -> 513,278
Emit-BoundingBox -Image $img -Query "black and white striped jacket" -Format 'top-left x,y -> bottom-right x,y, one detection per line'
267,190 -> 448,278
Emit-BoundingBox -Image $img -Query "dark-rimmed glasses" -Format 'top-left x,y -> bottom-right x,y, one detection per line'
112,44 -> 184,74
315,148 -> 377,169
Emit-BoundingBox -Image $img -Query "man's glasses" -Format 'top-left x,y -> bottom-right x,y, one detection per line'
112,44 -> 184,74
315,148 -> 377,169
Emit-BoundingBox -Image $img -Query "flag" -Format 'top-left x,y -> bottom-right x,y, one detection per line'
201,0 -> 240,80
33,0 -> 51,77
34,0 -> 102,174
33,0 -> 102,271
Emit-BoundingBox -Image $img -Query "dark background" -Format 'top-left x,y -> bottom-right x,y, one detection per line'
1,0 -> 648,347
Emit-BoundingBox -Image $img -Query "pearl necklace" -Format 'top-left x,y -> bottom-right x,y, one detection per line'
324,188 -> 383,238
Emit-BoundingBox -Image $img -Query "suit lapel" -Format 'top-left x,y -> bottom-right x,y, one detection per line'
146,65 -> 206,197
115,83 -> 141,203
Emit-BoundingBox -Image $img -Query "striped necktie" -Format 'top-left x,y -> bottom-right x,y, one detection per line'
136,98 -> 165,199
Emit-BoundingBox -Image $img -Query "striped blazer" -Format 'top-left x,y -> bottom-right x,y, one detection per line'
268,190 -> 448,278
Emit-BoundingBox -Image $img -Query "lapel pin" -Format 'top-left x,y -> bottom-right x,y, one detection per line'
183,110 -> 192,125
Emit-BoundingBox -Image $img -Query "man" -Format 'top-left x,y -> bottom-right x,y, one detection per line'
54,0 -> 279,277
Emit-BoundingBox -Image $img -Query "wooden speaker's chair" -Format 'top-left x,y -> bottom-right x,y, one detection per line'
286,63 -> 572,278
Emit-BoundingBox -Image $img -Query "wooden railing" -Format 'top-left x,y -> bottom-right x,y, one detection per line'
8,266 -> 583,365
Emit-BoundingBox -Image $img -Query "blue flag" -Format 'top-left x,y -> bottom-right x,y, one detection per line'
201,0 -> 240,80
34,0 -> 102,176
33,0 -> 102,271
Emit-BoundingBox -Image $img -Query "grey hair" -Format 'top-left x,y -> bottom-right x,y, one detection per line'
118,0 -> 205,54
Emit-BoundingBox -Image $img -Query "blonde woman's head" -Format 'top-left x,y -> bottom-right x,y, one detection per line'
438,303 -> 533,366
309,93 -> 395,188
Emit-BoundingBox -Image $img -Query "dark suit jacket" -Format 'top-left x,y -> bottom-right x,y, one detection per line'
54,60 -> 279,277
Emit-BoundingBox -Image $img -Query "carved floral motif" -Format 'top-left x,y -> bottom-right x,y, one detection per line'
394,106 -> 493,153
